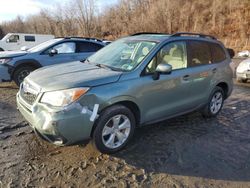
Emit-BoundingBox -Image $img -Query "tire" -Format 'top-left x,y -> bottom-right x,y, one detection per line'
241,79 -> 248,83
237,77 -> 247,83
13,66 -> 35,86
201,86 -> 225,118
0,48 -> 4,51
93,105 -> 136,154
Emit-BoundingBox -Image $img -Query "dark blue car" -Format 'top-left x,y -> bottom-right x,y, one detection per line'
0,37 -> 107,85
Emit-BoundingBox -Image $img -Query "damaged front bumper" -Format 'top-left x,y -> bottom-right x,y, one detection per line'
16,92 -> 97,146
0,64 -> 11,82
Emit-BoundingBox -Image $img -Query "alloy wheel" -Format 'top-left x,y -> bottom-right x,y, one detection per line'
210,91 -> 223,114
101,114 -> 131,149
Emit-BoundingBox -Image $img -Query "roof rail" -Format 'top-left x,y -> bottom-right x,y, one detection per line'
57,36 -> 103,42
171,32 -> 217,40
131,32 -> 168,36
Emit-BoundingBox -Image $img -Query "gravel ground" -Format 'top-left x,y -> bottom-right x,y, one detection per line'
0,81 -> 250,188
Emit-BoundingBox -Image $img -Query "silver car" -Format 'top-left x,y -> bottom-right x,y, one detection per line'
236,58 -> 250,83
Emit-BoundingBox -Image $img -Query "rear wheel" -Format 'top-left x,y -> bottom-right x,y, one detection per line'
13,66 -> 35,86
0,48 -> 4,51
201,86 -> 224,118
93,105 -> 136,154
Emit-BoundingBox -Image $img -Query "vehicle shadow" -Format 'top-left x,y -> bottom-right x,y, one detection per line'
0,82 -> 18,90
114,99 -> 250,182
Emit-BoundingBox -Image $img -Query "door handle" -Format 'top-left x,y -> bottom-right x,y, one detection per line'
212,68 -> 217,73
183,75 -> 190,81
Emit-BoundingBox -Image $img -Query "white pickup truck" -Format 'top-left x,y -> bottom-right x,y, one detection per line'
0,33 -> 54,51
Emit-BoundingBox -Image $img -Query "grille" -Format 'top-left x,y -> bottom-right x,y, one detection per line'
20,82 -> 38,105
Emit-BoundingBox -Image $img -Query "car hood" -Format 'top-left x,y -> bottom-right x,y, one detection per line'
0,51 -> 28,58
25,61 -> 123,92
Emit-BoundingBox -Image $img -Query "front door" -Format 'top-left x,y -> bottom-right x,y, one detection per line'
41,41 -> 79,66
137,41 -> 195,123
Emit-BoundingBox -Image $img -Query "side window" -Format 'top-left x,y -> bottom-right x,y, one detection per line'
76,42 -> 103,53
25,36 -> 35,42
146,41 -> 187,74
210,43 -> 226,63
8,35 -> 19,43
46,42 -> 76,54
188,41 -> 212,67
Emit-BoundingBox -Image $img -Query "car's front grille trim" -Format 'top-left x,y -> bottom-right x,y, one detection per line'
19,82 -> 39,105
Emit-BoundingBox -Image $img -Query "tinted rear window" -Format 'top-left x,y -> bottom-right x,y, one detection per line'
188,41 -> 212,67
77,42 -> 103,53
210,43 -> 226,63
25,36 -> 35,42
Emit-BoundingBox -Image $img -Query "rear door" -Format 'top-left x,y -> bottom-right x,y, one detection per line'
185,40 -> 216,105
75,41 -> 104,61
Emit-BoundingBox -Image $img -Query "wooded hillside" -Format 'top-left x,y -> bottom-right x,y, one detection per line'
0,0 -> 249,51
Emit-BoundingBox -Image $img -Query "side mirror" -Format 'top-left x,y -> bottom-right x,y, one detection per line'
227,48 -> 235,59
49,49 -> 58,56
153,63 -> 172,80
6,39 -> 10,43
21,46 -> 29,51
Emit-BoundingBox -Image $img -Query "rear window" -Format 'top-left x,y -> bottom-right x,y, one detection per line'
25,36 -> 35,42
77,42 -> 103,53
210,43 -> 226,63
188,41 -> 212,67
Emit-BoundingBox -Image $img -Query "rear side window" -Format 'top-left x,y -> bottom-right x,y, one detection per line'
25,36 -> 35,42
188,41 -> 212,67
76,42 -> 103,53
210,43 -> 226,63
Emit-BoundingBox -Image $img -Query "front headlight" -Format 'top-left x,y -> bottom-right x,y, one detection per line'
40,87 -> 89,107
0,58 -> 12,64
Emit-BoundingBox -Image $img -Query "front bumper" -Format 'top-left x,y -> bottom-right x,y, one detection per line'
16,92 -> 95,145
0,64 -> 11,82
236,71 -> 250,80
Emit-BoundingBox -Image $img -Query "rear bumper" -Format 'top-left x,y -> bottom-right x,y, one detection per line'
16,92 -> 95,145
0,64 -> 11,82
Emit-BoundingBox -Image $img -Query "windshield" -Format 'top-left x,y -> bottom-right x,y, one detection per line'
1,34 -> 12,41
87,38 -> 157,71
27,39 -> 62,52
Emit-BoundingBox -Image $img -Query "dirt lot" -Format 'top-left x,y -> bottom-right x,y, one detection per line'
0,80 -> 250,187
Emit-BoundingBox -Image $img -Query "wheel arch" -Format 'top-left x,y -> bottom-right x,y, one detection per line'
90,98 -> 141,137
11,59 -> 42,78
216,82 -> 229,99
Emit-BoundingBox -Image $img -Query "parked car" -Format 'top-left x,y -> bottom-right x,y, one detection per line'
17,32 -> 233,153
0,37 -> 106,85
237,50 -> 250,58
236,58 -> 250,83
0,33 -> 54,51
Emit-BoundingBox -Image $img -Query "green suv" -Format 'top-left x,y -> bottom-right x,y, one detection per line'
17,32 -> 233,153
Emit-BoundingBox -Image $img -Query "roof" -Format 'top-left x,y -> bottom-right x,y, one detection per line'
127,32 -> 217,43
126,34 -> 171,43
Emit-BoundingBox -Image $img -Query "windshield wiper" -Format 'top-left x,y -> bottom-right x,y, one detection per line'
95,63 -> 123,72
81,59 -> 89,63
95,63 -> 111,70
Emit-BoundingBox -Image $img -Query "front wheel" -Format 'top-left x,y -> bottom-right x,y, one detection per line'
93,105 -> 136,154
237,77 -> 248,83
201,86 -> 224,118
241,79 -> 248,83
13,66 -> 35,86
